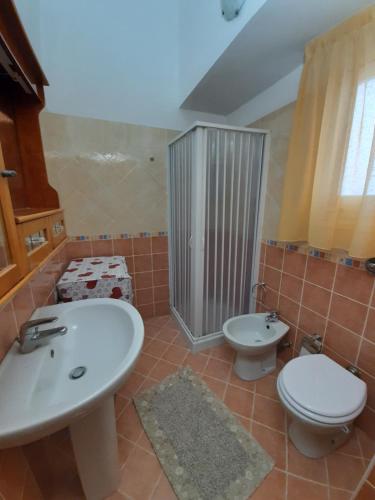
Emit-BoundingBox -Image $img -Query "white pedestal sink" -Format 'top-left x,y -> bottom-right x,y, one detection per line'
0,298 -> 144,500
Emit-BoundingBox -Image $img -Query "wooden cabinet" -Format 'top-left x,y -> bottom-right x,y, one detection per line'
0,146 -> 67,295
16,214 -> 53,272
0,148 -> 23,296
49,210 -> 66,248
0,2 -> 66,300
15,208 -> 66,272
0,142 -> 66,296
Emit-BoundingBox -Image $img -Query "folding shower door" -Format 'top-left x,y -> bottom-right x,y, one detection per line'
168,124 -> 266,341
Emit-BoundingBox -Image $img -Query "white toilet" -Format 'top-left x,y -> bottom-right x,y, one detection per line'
277,354 -> 367,458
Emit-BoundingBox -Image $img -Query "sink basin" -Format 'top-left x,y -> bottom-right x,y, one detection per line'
223,313 -> 289,380
0,298 -> 144,499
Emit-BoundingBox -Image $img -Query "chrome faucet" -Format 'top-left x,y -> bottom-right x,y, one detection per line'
17,317 -> 68,354
265,311 -> 279,323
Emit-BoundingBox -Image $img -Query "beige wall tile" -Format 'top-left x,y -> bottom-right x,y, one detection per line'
40,112 -> 178,236
249,102 -> 295,240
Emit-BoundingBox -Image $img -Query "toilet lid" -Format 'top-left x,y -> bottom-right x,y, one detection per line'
279,354 -> 367,419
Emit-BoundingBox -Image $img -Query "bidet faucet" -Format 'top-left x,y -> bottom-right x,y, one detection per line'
17,317 -> 68,354
265,311 -> 279,323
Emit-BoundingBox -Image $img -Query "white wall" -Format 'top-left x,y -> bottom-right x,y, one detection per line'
227,65 -> 302,126
14,0 -> 298,131
14,0 -> 41,55
178,0 -> 267,103
15,0 -> 227,131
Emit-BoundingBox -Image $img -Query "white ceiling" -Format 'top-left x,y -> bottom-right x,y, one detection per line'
181,0 -> 375,115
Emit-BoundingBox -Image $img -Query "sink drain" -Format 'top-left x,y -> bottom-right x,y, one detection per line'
69,366 -> 87,380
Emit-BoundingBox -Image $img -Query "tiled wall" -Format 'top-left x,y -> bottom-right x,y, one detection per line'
0,234 -> 169,498
65,235 -> 169,318
257,241 -> 375,439
0,241 -> 69,362
251,103 -> 375,441
0,233 -> 169,365
40,112 -> 178,236
0,242 -> 70,499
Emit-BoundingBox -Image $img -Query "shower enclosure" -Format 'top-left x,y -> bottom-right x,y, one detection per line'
168,122 -> 268,349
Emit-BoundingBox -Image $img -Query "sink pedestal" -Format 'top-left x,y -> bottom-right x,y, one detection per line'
70,396 -> 119,500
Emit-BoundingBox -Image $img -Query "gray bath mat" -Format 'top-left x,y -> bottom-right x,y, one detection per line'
134,367 -> 273,500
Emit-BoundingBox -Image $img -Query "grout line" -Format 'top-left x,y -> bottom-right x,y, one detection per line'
251,418 -> 286,436
284,383 -> 289,499
264,262 -> 372,306
18,459 -> 29,500
285,469 -> 288,499
222,377 -> 230,403
270,268 -> 375,356
356,428 -> 369,470
356,280 -> 375,365
200,352 -> 210,375
293,252 -> 309,352
298,312 -> 364,340
285,444 -> 289,499
354,429 -> 367,470
116,396 -> 131,421
148,471 -> 163,500
277,247 -> 286,313
354,428 -> 364,464
249,379 -> 257,434
325,455 -> 331,500
285,471 -> 339,489
323,262 -> 337,347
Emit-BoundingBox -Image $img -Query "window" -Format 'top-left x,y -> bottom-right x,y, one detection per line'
341,76 -> 375,196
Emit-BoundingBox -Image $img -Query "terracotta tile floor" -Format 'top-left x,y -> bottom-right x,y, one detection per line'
32,315 -> 374,500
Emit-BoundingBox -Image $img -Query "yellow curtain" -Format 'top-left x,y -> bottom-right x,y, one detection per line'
278,6 -> 375,258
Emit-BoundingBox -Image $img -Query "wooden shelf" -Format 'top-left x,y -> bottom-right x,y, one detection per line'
0,1 -> 62,300
14,208 -> 63,224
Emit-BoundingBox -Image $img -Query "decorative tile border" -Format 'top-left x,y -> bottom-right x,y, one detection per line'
69,231 -> 169,242
265,240 -> 366,269
71,235 -> 91,241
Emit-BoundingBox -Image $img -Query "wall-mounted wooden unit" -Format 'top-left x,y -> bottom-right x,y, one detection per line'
16,214 -> 53,272
14,208 -> 66,272
49,210 -> 66,248
0,151 -> 23,297
0,1 -> 66,300
0,0 -> 59,211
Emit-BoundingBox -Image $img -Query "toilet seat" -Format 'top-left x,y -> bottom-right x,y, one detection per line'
277,354 -> 367,425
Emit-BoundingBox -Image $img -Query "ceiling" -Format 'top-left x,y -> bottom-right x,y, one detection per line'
181,0 -> 374,115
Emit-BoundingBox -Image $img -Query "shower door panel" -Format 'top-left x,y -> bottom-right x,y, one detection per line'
202,129 -> 264,335
168,131 -> 194,331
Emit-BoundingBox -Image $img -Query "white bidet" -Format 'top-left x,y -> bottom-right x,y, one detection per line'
223,313 -> 289,381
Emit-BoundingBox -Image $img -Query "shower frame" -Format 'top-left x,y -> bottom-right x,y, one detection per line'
167,122 -> 270,352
